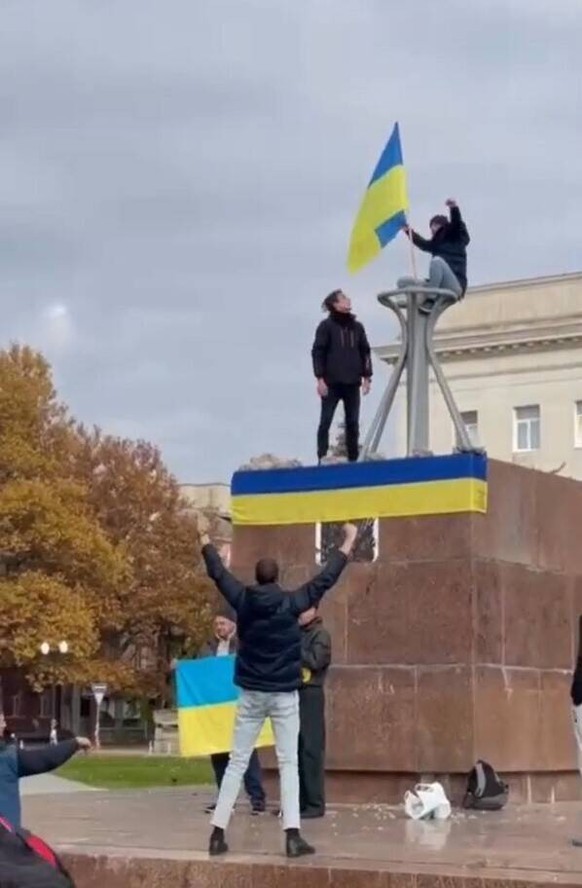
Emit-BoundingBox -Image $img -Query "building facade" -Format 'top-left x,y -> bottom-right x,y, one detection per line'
375,272 -> 582,479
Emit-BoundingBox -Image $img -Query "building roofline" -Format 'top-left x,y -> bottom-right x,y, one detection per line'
468,270 -> 582,295
179,481 -> 229,488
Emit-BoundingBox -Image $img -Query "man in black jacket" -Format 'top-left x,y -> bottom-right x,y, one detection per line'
199,613 -> 266,815
198,518 -> 357,859
298,607 -> 331,819
311,290 -> 372,464
402,199 -> 470,312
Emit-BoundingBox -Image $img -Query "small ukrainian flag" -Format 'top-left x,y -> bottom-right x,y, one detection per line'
176,656 -> 274,757
347,122 -> 409,273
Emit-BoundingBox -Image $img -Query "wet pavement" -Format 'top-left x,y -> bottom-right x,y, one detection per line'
21,787 -> 582,879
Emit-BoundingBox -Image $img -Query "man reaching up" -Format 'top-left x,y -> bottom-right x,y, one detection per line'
198,517 -> 358,859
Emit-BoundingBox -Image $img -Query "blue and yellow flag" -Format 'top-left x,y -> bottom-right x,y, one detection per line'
231,453 -> 487,526
176,656 -> 274,757
347,122 -> 409,273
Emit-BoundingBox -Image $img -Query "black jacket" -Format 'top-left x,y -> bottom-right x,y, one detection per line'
202,545 -> 348,693
409,205 -> 470,293
300,617 -> 331,689
311,311 -> 372,386
198,635 -> 237,658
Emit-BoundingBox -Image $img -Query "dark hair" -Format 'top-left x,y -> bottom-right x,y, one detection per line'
322,289 -> 342,312
430,214 -> 448,229
255,557 -> 279,584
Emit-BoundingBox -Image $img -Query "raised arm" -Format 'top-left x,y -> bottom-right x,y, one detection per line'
446,200 -> 470,245
201,544 -> 246,612
289,523 -> 357,615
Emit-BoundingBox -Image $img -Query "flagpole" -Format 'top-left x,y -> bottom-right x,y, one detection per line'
406,219 -> 418,279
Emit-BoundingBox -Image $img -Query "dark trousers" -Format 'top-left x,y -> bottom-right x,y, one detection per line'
298,687 -> 326,815
317,383 -> 361,462
210,749 -> 265,806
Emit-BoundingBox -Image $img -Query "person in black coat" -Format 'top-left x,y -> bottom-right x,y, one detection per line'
198,517 -> 357,859
311,290 -> 372,464
401,199 -> 470,312
298,607 -> 331,819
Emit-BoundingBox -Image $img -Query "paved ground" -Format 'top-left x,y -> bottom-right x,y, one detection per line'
20,773 -> 100,795
21,787 -> 582,877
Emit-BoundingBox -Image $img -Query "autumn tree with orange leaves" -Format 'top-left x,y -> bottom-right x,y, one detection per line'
0,346 -> 129,691
74,430 -> 213,700
0,345 -> 212,703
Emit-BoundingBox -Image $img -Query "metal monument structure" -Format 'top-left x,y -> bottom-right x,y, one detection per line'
360,285 -> 482,459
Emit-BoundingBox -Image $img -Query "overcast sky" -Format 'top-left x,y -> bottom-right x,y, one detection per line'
1,0 -> 581,482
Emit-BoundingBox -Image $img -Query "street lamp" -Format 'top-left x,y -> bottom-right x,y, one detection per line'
39,641 -> 69,656
39,641 -> 70,731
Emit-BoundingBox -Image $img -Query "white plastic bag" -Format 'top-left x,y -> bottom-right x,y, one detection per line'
403,782 -> 451,820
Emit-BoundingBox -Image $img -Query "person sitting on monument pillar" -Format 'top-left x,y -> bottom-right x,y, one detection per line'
401,199 -> 470,313
311,290 -> 372,464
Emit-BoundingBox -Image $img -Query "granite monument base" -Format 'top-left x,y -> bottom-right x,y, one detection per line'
232,459 -> 582,802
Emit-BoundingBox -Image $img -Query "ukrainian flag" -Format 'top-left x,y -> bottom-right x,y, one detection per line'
231,454 -> 487,527
347,122 -> 409,273
177,656 -> 274,757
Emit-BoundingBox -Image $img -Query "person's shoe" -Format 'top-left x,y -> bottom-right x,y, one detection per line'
250,801 -> 266,816
209,828 -> 228,857
301,809 -> 325,819
572,838 -> 582,847
286,831 -> 316,858
204,802 -> 217,814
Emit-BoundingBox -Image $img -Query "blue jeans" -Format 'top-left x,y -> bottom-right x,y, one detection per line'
210,749 -> 265,807
211,690 -> 300,830
398,256 -> 463,298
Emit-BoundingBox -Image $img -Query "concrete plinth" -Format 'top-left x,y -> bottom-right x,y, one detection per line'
232,460 -> 582,803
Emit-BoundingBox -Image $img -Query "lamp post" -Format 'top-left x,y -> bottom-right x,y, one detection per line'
39,641 -> 70,732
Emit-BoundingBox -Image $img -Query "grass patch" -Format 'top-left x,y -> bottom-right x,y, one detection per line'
58,755 -> 213,790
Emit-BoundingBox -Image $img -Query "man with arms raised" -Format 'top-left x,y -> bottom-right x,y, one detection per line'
197,518 -> 357,858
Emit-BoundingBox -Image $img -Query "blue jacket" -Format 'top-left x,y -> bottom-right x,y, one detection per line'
0,739 -> 79,827
202,545 -> 347,693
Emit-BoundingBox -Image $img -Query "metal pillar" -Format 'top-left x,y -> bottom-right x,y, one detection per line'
360,286 -> 483,459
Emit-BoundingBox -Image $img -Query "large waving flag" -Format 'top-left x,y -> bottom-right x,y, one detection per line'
347,122 -> 409,273
177,656 -> 274,757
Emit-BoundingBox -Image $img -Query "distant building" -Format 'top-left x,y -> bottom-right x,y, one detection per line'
180,482 -> 230,517
180,481 -> 231,545
375,272 -> 582,479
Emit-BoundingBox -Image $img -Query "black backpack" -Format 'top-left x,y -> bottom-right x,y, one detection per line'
0,817 -> 75,887
463,760 -> 508,811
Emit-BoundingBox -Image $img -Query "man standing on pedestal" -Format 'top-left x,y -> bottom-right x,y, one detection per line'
298,607 -> 331,819
312,290 -> 372,464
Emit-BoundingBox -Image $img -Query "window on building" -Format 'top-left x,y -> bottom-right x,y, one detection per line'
513,405 -> 540,452
575,402 -> 582,448
456,410 -> 479,448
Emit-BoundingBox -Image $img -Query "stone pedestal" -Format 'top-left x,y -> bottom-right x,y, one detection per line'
231,460 -> 582,804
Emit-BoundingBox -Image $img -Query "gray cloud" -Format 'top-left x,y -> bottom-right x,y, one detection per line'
1,0 -> 581,481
